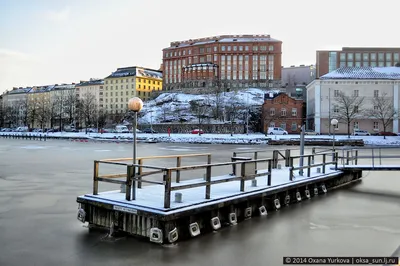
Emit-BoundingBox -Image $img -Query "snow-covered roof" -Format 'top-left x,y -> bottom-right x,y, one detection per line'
106,67 -> 162,79
6,87 -> 32,94
164,35 -> 281,50
321,67 -> 400,80
76,80 -> 104,87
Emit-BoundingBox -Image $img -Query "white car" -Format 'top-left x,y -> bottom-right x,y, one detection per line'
353,129 -> 370,136
267,127 -> 288,135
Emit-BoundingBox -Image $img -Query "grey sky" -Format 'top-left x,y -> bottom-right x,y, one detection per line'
1,0 -> 399,93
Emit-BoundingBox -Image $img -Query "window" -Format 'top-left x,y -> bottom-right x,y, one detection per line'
245,46 -> 249,51
227,46 -> 231,51
239,46 -> 243,51
378,53 -> 384,61
334,90 -> 339,97
353,90 -> 359,97
355,53 -> 361,61
291,122 -> 297,131
373,122 -> 379,130
292,108 -> 297,117
281,108 -> 287,116
353,121 -> 359,129
347,53 -> 354,60
340,53 -> 346,61
269,122 -> 275,127
221,46 -> 225,51
329,52 -> 337,72
370,53 -> 376,60
334,106 -> 339,113
280,123 -> 286,130
252,46 -> 258,51
214,46 -> 217,52
386,52 -> 392,61
355,62 -> 361,67
270,108 -> 275,116
347,62 -> 354,67
269,45 -> 274,51
374,90 -> 379,97
394,53 -> 400,62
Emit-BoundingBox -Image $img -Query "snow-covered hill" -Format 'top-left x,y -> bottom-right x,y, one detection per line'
137,88 -> 275,125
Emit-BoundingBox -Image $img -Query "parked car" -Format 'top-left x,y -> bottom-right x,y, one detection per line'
142,128 -> 157,133
267,127 -> 288,135
353,129 -> 371,136
191,129 -> 204,134
378,131 -> 398,136
304,129 -> 319,135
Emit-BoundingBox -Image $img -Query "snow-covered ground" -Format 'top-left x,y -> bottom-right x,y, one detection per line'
2,131 -> 400,146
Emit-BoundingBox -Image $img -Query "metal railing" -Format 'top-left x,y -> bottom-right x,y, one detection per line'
289,151 -> 338,180
338,146 -> 400,168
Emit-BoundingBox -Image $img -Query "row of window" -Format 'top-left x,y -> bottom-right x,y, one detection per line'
105,79 -> 161,85
269,108 -> 298,117
165,45 -> 275,58
105,85 -> 161,91
338,52 -> 400,62
333,89 -> 379,97
269,122 -> 299,131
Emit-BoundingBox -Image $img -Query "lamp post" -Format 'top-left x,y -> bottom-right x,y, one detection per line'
128,97 -> 143,198
330,118 -> 338,161
299,124 -> 305,176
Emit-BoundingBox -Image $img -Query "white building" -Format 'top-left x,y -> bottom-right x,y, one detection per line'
306,67 -> 400,134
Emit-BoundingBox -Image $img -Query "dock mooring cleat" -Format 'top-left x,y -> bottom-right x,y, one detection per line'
321,184 -> 327,193
296,191 -> 302,202
314,187 -> 319,195
229,213 -> 237,225
305,189 -> 311,199
189,222 -> 200,237
77,208 -> 86,223
284,195 -> 290,205
274,198 -> 281,210
149,228 -> 163,244
168,228 -> 179,243
259,206 -> 268,216
244,207 -> 252,218
210,217 -> 221,230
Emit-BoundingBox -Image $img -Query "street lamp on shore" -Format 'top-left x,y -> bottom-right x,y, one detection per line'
128,97 -> 143,166
331,118 -> 338,161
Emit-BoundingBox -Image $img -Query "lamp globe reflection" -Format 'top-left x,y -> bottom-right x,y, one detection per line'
128,97 -> 143,112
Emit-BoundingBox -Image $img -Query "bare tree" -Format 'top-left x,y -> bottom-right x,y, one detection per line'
189,99 -> 209,135
224,92 -> 242,135
333,91 -> 365,138
3,105 -> 15,128
36,95 -> 50,130
211,89 -> 224,121
367,92 -> 397,139
27,99 -> 39,129
160,105 -> 171,122
79,92 -> 97,131
64,90 -> 77,126
15,99 -> 29,126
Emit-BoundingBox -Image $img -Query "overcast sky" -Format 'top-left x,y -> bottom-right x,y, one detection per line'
1,0 -> 399,93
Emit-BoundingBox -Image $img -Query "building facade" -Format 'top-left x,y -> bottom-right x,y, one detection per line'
75,79 -> 103,107
281,65 -> 316,100
1,87 -> 32,127
306,66 -> 400,134
261,91 -> 304,134
162,34 -> 282,92
103,66 -> 162,117
316,47 -> 400,78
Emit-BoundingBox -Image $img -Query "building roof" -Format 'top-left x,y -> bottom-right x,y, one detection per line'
320,67 -> 400,80
106,67 -> 162,79
164,34 -> 281,50
76,79 -> 104,87
6,87 -> 32,94
53,83 -> 76,90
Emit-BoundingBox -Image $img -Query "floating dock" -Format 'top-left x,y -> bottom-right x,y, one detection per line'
76,150 -> 362,244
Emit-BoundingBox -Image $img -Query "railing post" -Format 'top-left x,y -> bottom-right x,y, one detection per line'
322,154 -> 326,174
254,152 -> 258,173
355,150 -> 359,165
93,161 -> 99,195
307,155 -> 311,177
335,152 -> 338,170
205,164 -> 211,199
137,159 -> 143,188
285,149 -> 291,167
379,148 -> 381,165
126,165 -> 133,201
267,159 -> 272,186
312,147 -> 316,155
372,148 -> 375,168
346,151 -> 350,165
163,169 -> 172,208
232,152 -> 237,175
176,156 -> 181,183
289,166 -> 293,181
272,150 -> 278,169
240,162 -> 246,192
290,157 -> 294,168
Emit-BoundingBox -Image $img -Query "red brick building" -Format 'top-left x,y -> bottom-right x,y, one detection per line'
162,34 -> 282,91
316,47 -> 400,78
261,91 -> 304,134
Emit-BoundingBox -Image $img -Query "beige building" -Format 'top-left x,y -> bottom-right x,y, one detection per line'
1,87 -> 32,127
103,66 -> 162,117
307,66 -> 400,134
75,79 -> 103,107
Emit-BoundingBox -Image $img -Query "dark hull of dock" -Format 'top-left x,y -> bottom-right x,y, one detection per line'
268,139 -> 364,146
76,170 -> 362,244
